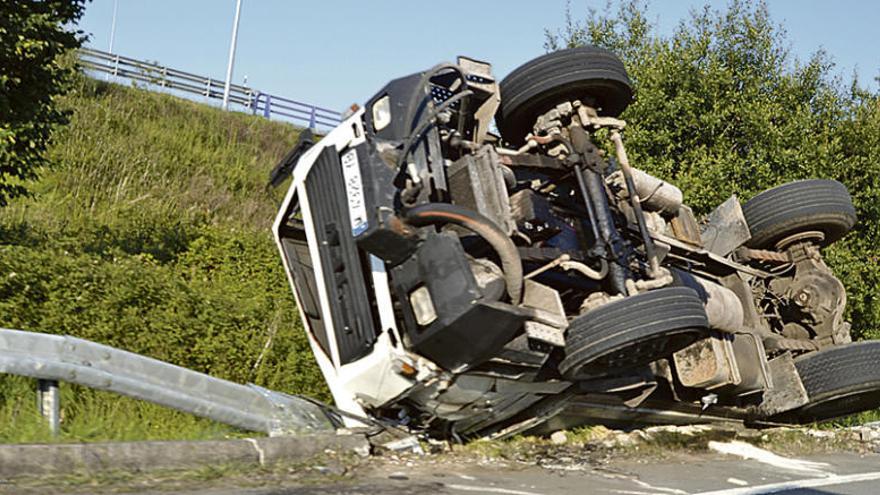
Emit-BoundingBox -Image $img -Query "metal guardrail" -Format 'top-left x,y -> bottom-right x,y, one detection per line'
78,47 -> 343,130
251,92 -> 344,129
0,328 -> 334,436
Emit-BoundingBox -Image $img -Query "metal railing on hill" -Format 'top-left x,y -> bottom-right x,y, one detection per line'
78,47 -> 343,130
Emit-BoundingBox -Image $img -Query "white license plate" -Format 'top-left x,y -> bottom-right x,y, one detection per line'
341,148 -> 368,236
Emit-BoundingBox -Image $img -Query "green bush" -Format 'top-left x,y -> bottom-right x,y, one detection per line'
546,0 -> 880,339
0,227 -> 326,397
0,77 -> 329,442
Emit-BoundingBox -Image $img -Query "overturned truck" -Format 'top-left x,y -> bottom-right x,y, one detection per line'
270,47 -> 880,440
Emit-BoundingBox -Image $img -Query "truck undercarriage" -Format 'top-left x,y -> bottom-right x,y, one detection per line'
270,47 -> 880,440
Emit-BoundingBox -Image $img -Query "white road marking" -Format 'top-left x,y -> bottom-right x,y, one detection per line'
693,471 -> 880,495
628,477 -> 690,494
632,478 -> 688,495
599,471 -> 689,495
707,441 -> 831,475
726,477 -> 749,486
455,473 -> 477,480
446,484 -> 544,495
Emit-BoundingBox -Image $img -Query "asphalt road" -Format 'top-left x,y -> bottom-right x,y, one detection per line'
140,448 -> 880,495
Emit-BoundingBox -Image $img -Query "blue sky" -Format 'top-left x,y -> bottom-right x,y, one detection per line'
76,1 -> 878,112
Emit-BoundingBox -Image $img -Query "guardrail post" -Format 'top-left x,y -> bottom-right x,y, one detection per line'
37,379 -> 60,436
308,107 -> 317,130
251,92 -> 261,114
263,95 -> 272,119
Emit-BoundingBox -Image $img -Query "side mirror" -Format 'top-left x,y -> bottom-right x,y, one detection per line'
267,129 -> 314,188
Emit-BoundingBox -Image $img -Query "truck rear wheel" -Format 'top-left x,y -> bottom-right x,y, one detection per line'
742,179 -> 856,249
781,341 -> 880,423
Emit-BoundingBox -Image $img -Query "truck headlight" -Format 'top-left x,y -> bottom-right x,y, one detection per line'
372,95 -> 392,132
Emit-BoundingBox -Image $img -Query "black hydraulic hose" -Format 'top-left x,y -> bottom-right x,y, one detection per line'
395,65 -> 470,193
572,161 -> 603,253
403,203 -> 523,305
396,90 -> 474,171
402,64 -> 469,133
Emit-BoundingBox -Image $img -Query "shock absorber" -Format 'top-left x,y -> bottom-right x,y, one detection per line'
569,125 -> 631,295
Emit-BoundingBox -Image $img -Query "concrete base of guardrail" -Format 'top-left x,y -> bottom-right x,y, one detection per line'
0,432 -> 370,478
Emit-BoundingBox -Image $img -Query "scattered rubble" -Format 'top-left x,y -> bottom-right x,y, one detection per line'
550,431 -> 568,445
433,422 -> 880,473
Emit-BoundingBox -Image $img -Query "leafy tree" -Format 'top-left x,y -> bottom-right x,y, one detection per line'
545,0 -> 880,339
0,0 -> 88,206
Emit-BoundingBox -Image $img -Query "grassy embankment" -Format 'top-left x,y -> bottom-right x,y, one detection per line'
0,76 -> 329,443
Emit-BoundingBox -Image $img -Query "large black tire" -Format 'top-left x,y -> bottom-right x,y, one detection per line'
497,46 -> 633,146
742,179 -> 856,249
559,287 -> 709,379
782,341 -> 880,423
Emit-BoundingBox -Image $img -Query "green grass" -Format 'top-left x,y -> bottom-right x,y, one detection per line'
29,77 -> 295,232
819,410 -> 880,428
0,76 -> 329,443
0,377 -> 248,444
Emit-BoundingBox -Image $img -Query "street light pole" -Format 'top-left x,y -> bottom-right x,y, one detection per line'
222,0 -> 243,110
108,0 -> 119,53
106,0 -> 119,81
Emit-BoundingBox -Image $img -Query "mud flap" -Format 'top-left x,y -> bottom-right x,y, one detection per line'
755,352 -> 810,417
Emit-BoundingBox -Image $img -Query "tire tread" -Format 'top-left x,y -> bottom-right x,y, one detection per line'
742,179 -> 856,248
559,287 -> 709,378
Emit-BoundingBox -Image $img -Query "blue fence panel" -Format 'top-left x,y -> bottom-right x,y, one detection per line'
251,92 -> 343,130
